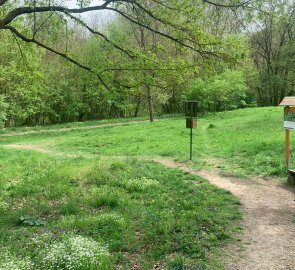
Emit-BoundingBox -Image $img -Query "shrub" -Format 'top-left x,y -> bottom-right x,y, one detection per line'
185,70 -> 249,112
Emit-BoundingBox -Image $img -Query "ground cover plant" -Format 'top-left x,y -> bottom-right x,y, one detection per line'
0,146 -> 241,269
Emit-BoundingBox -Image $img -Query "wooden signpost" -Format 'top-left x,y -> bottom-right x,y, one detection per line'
185,101 -> 198,160
279,97 -> 295,184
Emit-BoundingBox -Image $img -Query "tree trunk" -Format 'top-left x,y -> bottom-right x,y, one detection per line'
134,94 -> 141,117
146,85 -> 154,122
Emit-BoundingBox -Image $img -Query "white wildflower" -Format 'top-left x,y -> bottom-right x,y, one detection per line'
0,249 -> 34,270
38,235 -> 112,270
122,176 -> 159,191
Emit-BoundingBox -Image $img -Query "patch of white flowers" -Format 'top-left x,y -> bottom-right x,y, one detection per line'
38,235 -> 112,270
30,232 -> 54,251
1,234 -> 113,270
0,249 -> 34,270
123,176 -> 159,191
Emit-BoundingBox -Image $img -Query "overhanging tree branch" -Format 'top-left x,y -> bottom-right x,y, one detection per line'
105,7 -> 219,57
2,25 -> 111,91
0,2 -> 135,60
65,13 -> 135,59
130,0 -> 218,46
0,0 -> 244,92
0,0 -> 236,64
0,1 -> 115,27
0,1 -> 220,56
150,0 -> 190,12
0,0 -> 250,56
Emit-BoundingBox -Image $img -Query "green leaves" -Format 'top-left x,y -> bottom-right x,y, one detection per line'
186,69 -> 249,112
0,94 -> 7,128
0,29 -> 48,126
19,215 -> 46,226
249,0 -> 295,105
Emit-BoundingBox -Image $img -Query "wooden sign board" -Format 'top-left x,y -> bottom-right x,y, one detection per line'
284,107 -> 295,129
279,98 -> 295,172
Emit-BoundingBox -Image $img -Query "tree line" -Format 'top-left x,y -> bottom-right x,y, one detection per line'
0,0 -> 294,127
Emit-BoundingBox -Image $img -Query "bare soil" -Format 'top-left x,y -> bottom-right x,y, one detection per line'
153,158 -> 295,270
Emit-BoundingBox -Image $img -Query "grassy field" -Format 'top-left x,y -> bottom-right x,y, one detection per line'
0,107 -> 286,269
1,107 -> 287,177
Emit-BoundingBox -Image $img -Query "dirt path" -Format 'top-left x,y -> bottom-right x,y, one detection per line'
0,120 -> 149,137
153,158 -> 295,270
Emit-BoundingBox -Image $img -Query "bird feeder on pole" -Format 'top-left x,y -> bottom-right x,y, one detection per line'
185,101 -> 198,160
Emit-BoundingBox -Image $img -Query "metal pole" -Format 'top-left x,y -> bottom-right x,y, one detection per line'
190,119 -> 193,160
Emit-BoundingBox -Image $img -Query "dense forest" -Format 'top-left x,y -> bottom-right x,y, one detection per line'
0,0 -> 294,127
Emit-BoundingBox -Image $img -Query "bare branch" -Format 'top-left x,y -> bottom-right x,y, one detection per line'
0,0 -> 9,7
65,13 -> 135,59
150,0 -> 189,12
0,1 -> 115,27
33,12 -> 55,37
130,0 -> 217,46
99,66 -> 196,76
105,7 -> 219,57
0,1 -> 133,59
11,32 -> 26,62
202,0 -> 251,8
0,1 -> 220,58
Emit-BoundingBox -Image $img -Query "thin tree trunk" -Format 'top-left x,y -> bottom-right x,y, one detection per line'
134,94 -> 141,117
146,85 -> 154,122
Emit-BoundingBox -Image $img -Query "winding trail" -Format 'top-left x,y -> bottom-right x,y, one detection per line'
153,158 -> 295,270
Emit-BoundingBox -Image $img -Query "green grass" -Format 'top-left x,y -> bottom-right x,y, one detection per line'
1,107 -> 287,177
0,114 -> 182,135
0,107 -> 287,269
0,149 -> 241,269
